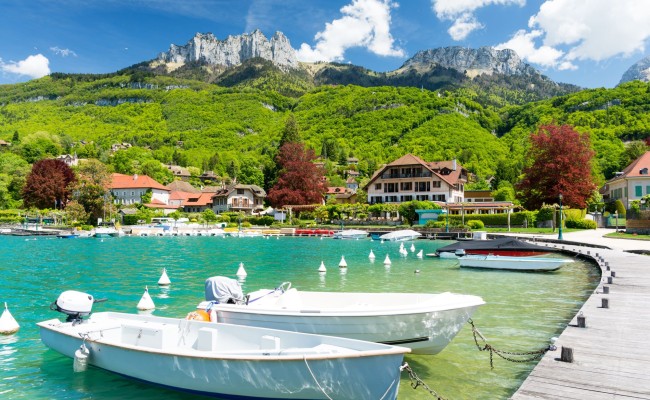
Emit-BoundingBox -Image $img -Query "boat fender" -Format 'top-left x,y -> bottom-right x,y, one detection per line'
73,344 -> 90,372
186,309 -> 210,321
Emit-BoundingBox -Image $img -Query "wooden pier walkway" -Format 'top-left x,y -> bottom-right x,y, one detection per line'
511,240 -> 650,399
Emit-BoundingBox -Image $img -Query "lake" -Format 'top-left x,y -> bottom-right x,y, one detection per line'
0,235 -> 599,399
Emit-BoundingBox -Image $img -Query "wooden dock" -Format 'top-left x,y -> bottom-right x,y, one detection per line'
511,241 -> 650,399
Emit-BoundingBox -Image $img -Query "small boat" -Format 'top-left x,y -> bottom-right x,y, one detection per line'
93,226 -> 120,238
458,254 -> 574,271
57,231 -> 79,239
378,229 -> 422,242
199,277 -> 485,355
39,291 -> 409,400
332,229 -> 369,239
437,237 -> 553,257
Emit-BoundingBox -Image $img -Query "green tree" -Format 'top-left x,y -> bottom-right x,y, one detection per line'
0,153 -> 30,209
279,114 -> 300,146
18,131 -> 63,163
202,208 -> 218,222
398,200 -> 440,226
72,159 -> 111,223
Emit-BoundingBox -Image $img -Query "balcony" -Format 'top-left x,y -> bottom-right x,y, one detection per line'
380,171 -> 433,179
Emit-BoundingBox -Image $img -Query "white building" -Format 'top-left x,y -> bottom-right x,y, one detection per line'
601,151 -> 650,208
110,173 -> 170,206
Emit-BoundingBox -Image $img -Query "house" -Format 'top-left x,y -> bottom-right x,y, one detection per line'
325,187 -> 358,204
464,190 -> 494,203
0,140 -> 11,147
199,171 -> 221,183
165,164 -> 191,181
110,173 -> 170,206
601,151 -> 650,208
346,176 -> 359,192
56,153 -> 79,167
364,154 -> 467,204
211,184 -> 266,215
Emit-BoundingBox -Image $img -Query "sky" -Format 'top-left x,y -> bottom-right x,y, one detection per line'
1,0 -> 649,88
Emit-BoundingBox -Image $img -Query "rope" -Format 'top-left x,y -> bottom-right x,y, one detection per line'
400,362 -> 448,399
303,356 -> 334,400
468,319 -> 556,369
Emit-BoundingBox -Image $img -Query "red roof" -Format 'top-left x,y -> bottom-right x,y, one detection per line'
609,151 -> 650,182
111,173 -> 169,191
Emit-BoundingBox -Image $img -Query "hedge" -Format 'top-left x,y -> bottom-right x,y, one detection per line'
442,211 -> 536,227
565,218 -> 597,229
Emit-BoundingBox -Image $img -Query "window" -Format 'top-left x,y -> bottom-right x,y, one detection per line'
646,186 -> 650,195
237,189 -> 244,194
400,182 -> 412,191
375,183 -> 382,190
384,183 -> 398,193
432,181 -> 441,188
415,181 -> 430,192
635,186 -> 643,196
416,195 -> 429,201
401,195 -> 413,202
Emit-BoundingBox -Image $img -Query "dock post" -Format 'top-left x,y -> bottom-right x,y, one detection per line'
607,276 -> 613,284
577,313 -> 586,328
601,298 -> 609,308
611,271 -> 616,277
603,286 -> 609,294
560,347 -> 574,363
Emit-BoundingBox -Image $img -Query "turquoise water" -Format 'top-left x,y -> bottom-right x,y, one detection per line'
0,235 -> 599,399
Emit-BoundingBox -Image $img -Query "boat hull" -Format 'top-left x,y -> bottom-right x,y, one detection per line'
209,291 -> 484,355
39,312 -> 407,400
459,255 -> 573,271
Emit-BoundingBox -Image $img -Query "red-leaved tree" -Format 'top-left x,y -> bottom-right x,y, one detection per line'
517,124 -> 597,210
267,142 -> 326,207
22,159 -> 77,209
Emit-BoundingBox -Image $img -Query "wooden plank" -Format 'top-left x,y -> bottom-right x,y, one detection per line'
512,244 -> 650,399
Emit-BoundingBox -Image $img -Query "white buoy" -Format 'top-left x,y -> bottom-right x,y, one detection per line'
318,261 -> 327,273
73,344 -> 90,372
369,250 -> 376,260
383,255 -> 391,265
339,256 -> 347,268
410,244 -> 415,252
417,250 -> 423,259
137,286 -> 156,311
0,303 -> 20,335
236,262 -> 247,277
157,268 -> 171,286
400,248 -> 408,256
399,242 -> 405,250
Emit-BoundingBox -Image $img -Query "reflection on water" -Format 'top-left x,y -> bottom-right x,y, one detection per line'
0,235 -> 599,400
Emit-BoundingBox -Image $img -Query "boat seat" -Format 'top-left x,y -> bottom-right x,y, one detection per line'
260,335 -> 281,351
196,327 -> 219,351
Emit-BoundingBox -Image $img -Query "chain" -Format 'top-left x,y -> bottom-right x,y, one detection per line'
468,318 -> 556,369
400,362 -> 448,400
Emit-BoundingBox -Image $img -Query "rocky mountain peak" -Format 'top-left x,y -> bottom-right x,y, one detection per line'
619,56 -> 650,85
157,30 -> 298,70
400,46 -> 540,78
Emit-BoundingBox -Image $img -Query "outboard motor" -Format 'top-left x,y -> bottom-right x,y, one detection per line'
50,291 -> 106,324
205,276 -> 244,304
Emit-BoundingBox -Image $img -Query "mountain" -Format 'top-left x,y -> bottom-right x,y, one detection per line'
154,30 -> 299,71
140,31 -> 580,105
398,46 -> 539,77
619,56 -> 650,85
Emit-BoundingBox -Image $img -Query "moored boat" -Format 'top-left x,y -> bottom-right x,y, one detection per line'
39,291 -> 409,400
437,237 -> 553,257
378,229 -> 422,242
458,254 -> 573,271
199,277 -> 485,355
332,229 -> 369,239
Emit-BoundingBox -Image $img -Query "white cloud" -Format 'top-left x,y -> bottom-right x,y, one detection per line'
1,54 -> 50,79
296,0 -> 404,63
448,13 -> 483,41
497,0 -> 650,71
50,46 -> 77,57
530,0 -> 650,62
495,29 -> 569,69
431,0 -> 525,40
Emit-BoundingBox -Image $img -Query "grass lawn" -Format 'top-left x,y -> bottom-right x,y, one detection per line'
604,232 -> 650,241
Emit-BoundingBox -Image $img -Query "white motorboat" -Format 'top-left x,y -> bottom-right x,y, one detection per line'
93,226 -> 120,238
39,291 -> 409,400
378,229 -> 421,242
199,277 -> 485,355
332,229 -> 369,239
458,254 -> 574,271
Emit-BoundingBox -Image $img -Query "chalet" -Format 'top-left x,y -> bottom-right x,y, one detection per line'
364,154 -> 467,204
110,173 -> 170,206
211,184 -> 266,215
346,176 -> 359,192
165,164 -> 191,181
601,151 -> 650,208
199,171 -> 221,183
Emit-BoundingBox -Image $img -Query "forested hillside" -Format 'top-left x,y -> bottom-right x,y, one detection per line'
1,73 -> 649,201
